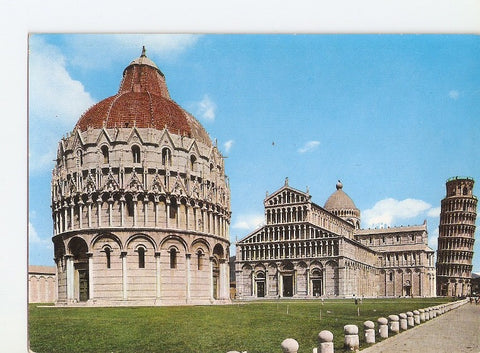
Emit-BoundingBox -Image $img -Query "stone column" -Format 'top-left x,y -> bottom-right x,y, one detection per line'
185,253 -> 191,302
97,197 -> 102,227
78,202 -> 83,229
65,255 -> 74,302
87,252 -> 94,300
70,200 -> 75,230
144,199 -> 148,227
155,251 -> 161,303
120,197 -> 125,227
166,199 -> 170,228
154,197 -> 159,227
121,251 -> 127,300
209,256 -> 214,301
133,196 -> 137,227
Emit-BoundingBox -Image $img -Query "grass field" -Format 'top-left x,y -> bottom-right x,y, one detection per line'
29,298 -> 453,353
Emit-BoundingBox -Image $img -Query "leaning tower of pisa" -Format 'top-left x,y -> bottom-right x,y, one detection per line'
436,177 -> 477,297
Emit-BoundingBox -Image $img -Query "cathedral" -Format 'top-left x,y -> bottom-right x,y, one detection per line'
51,48 -> 231,305
235,179 -> 437,299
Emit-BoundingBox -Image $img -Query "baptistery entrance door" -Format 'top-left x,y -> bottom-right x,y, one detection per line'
69,237 -> 89,302
76,266 -> 89,302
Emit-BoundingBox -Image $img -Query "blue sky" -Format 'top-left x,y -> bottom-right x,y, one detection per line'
29,34 -> 480,272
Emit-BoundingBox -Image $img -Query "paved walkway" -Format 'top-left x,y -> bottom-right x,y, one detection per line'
361,302 -> 480,353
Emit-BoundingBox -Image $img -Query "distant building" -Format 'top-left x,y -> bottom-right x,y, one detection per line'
51,48 -> 231,306
29,266 -> 56,303
235,179 -> 436,299
436,177 -> 477,297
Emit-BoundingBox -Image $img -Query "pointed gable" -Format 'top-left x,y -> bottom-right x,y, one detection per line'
264,181 -> 310,207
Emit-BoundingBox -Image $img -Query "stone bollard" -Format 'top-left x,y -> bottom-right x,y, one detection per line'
388,315 -> 400,334
413,310 -> 420,325
406,311 -> 414,327
424,308 -> 430,320
344,325 -> 359,352
364,320 -> 375,344
419,308 -> 425,322
377,317 -> 388,338
281,338 -> 299,353
317,330 -> 334,353
431,307 -> 436,318
399,313 -> 408,330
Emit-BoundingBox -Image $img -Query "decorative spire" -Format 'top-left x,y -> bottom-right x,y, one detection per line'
285,177 -> 289,186
336,180 -> 343,190
141,46 -> 147,57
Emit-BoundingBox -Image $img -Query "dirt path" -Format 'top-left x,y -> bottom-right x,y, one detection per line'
360,302 -> 480,353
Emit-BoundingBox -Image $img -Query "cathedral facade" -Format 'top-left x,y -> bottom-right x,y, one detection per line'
235,179 -> 436,299
51,48 -> 231,305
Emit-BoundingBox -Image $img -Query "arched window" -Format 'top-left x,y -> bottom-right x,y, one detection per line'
162,148 -> 171,166
389,272 -> 393,281
463,187 -> 468,195
104,247 -> 111,269
132,145 -> 141,163
138,247 -> 145,268
76,150 -> 83,166
190,155 -> 196,171
169,248 -> 177,269
101,145 -> 109,164
197,250 -> 203,270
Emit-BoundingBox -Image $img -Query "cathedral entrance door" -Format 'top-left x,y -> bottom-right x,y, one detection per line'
257,281 -> 265,297
283,275 -> 293,297
312,279 -> 323,297
404,285 -> 411,297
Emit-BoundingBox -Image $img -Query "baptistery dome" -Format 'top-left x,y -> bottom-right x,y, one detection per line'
51,48 -> 231,306
324,181 -> 360,229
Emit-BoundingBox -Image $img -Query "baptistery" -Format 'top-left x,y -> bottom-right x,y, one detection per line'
51,48 -> 231,305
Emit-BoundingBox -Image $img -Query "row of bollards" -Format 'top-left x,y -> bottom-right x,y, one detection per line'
227,299 -> 469,353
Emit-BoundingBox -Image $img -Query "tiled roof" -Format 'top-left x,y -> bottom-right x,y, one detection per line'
356,224 -> 426,235
75,49 -> 212,146
29,266 -> 56,275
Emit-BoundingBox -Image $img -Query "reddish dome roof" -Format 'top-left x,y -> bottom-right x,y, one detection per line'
75,47 -> 212,146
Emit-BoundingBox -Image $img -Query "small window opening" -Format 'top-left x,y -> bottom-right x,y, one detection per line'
170,249 -> 177,269
101,146 -> 109,164
132,145 -> 141,163
389,272 -> 393,281
197,251 -> 203,270
77,150 -> 83,166
138,247 -> 145,268
162,148 -> 171,166
105,247 -> 111,269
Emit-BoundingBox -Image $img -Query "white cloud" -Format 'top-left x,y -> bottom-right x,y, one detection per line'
427,207 -> 441,218
29,149 -> 56,174
362,198 -> 432,228
29,36 -> 96,126
232,213 -> 265,231
224,140 -> 234,153
428,228 -> 439,250
195,94 -> 216,122
29,222 -> 52,249
66,34 -> 200,70
298,140 -> 320,153
448,90 -> 459,100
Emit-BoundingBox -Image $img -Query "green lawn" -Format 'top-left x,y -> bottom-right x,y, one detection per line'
29,298 -> 452,353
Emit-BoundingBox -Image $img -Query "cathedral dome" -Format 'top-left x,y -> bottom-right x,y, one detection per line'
75,47 -> 212,146
324,180 -> 360,228
324,180 -> 358,211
